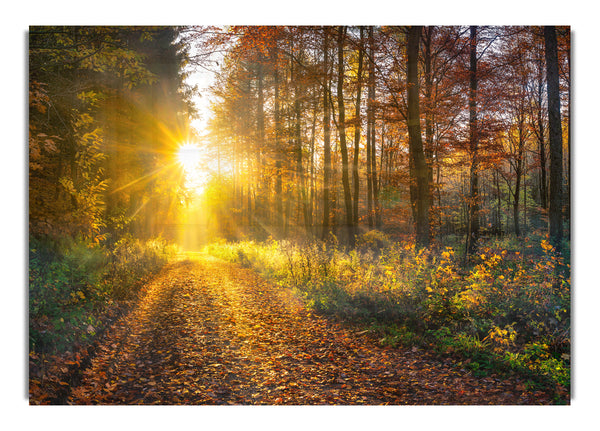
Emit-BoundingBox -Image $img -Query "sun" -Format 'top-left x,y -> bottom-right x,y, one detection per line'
177,142 -> 202,173
177,142 -> 206,195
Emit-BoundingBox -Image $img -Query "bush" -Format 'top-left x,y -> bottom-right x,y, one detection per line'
357,230 -> 390,254
108,235 -> 175,299
29,234 -> 176,354
29,237 -> 110,353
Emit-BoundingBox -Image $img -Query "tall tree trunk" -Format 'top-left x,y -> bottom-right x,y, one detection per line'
308,99 -> 317,235
352,27 -> 364,230
366,113 -> 373,228
272,48 -> 283,237
535,56 -> 548,210
514,120 -> 525,237
495,168 -> 502,235
372,112 -> 381,228
369,27 -> 381,228
565,29 -> 571,240
292,44 -> 310,235
256,60 -> 267,226
406,25 -> 430,248
544,26 -> 563,252
513,171 -> 521,237
336,26 -> 355,247
366,26 -> 376,228
322,29 -> 332,240
466,25 -> 480,256
424,26 -> 435,193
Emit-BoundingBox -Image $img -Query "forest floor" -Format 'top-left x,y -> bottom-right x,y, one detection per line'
31,254 -> 556,405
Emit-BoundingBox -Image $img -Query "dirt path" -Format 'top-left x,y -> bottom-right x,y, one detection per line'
67,254 -> 551,405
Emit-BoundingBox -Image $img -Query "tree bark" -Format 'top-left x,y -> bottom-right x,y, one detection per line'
366,26 -> 376,228
352,27 -> 364,230
256,59 -> 267,226
292,44 -> 310,235
544,26 -> 563,252
369,27 -> 381,228
466,25 -> 480,256
534,52 -> 548,210
336,26 -> 355,247
407,25 -> 430,248
322,29 -> 332,240
424,26 -> 435,195
271,47 -> 283,237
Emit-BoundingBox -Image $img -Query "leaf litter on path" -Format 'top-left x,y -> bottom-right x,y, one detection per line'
59,255 -> 553,405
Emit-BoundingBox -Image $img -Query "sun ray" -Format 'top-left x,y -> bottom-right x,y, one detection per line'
110,163 -> 177,194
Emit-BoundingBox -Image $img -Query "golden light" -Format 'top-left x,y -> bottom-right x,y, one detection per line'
177,142 -> 207,196
177,142 -> 202,173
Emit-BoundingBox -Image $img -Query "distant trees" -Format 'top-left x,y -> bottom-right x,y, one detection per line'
177,26 -> 571,253
29,25 -> 570,256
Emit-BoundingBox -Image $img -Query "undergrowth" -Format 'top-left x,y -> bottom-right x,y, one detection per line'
29,235 -> 177,355
204,231 -> 570,397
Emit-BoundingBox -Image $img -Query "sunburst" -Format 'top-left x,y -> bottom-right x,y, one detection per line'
177,142 -> 206,195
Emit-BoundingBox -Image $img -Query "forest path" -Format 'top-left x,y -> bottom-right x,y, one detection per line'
68,254 -> 548,405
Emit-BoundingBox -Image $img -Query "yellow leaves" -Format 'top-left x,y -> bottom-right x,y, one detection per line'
541,239 -> 554,253
459,287 -> 483,308
76,90 -> 100,105
471,264 -> 491,281
483,325 -> 517,348
384,265 -> 396,280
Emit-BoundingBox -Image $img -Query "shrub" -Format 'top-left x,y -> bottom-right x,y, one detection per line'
108,235 -> 174,299
357,230 -> 390,254
29,236 -> 110,353
29,234 -> 176,354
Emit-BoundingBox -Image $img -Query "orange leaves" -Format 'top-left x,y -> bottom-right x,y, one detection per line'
29,81 -> 50,114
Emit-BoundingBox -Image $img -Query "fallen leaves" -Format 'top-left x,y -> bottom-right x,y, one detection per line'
31,255 -> 557,405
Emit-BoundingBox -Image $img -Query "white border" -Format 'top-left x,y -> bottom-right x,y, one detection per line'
5,1 -> 597,430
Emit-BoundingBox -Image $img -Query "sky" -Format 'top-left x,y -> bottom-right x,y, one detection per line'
185,51 -> 218,135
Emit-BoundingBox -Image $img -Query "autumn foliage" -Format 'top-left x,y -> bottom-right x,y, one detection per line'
29,26 -> 570,406
205,233 -> 570,395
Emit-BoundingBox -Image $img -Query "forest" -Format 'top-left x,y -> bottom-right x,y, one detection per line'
28,25 -> 571,405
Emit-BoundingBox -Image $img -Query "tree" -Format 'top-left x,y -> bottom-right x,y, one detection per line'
336,26 -> 355,247
322,28 -> 333,240
406,26 -> 430,248
352,27 -> 365,231
466,25 -> 480,256
366,26 -> 380,228
544,26 -> 563,252
187,25 -> 570,251
29,26 -> 191,244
